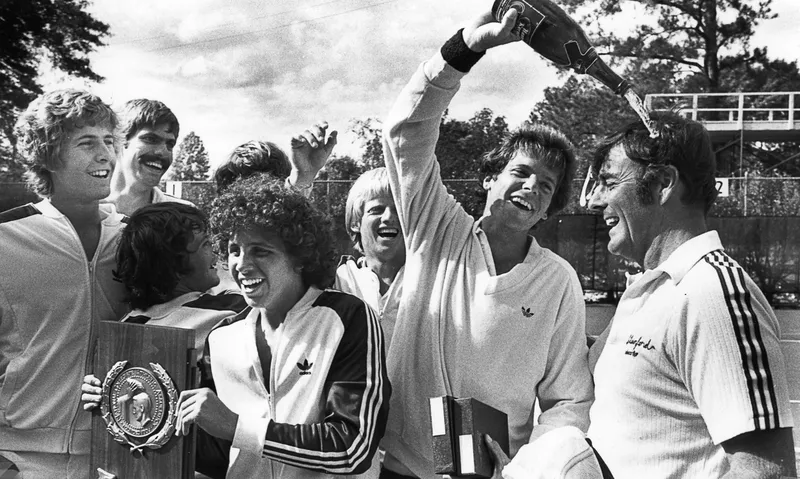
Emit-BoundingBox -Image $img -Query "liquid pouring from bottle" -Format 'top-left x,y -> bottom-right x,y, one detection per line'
492,0 -> 659,138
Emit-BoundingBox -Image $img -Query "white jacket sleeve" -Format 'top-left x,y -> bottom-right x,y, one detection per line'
382,52 -> 474,254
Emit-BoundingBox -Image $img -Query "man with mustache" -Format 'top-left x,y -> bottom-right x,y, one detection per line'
106,98 -> 192,215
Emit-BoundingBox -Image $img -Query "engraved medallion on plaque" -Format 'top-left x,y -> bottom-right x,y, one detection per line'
100,360 -> 178,454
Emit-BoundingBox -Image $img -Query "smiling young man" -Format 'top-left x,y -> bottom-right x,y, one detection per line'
106,98 -> 192,215
586,112 -> 795,478
379,11 -> 593,479
0,89 -> 128,478
336,167 -> 405,349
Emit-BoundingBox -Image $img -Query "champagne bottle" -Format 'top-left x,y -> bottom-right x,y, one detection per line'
492,0 -> 660,137
491,0 -> 629,95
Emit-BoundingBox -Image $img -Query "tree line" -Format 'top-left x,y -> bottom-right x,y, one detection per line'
2,0 -> 799,207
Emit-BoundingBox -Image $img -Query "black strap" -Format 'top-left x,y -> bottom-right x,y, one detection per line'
441,28 -> 485,73
585,438 -> 615,479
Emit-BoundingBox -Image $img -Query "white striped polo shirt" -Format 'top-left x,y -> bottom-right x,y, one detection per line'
588,231 -> 793,478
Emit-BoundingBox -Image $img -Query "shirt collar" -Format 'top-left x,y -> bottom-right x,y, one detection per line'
653,230 -> 723,284
151,186 -> 165,202
473,216 -> 542,271
35,198 -> 122,224
34,198 -> 61,217
130,291 -> 202,318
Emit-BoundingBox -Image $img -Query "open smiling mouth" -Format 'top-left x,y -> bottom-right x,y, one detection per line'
140,158 -> 167,172
377,227 -> 399,238
239,278 -> 264,293
89,170 -> 110,179
510,197 -> 533,211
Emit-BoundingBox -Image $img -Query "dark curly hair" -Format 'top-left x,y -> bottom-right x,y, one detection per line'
479,123 -> 576,217
114,203 -> 209,310
210,173 -> 336,289
213,140 -> 291,194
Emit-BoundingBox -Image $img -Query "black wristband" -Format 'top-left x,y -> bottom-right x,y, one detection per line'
440,28 -> 485,73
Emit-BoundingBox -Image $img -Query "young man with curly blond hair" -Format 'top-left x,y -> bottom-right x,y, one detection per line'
0,89 -> 128,478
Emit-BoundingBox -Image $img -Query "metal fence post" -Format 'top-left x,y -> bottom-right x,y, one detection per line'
744,171 -> 748,216
326,180 -> 331,217
737,93 -> 744,129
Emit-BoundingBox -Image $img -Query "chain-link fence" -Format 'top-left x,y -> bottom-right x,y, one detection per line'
535,215 -> 800,306
3,177 -> 799,305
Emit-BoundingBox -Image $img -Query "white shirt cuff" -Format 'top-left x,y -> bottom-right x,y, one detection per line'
232,416 -> 271,456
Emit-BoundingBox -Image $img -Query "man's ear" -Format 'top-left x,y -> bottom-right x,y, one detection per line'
482,175 -> 496,191
657,165 -> 681,205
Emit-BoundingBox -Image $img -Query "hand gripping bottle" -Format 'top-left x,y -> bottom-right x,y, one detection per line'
492,0 -> 629,94
492,0 -> 659,137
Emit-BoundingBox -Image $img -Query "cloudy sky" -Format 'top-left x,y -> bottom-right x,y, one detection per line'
49,0 -> 800,168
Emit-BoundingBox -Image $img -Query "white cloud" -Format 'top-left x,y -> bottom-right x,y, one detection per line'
179,56 -> 210,77
80,0 -> 799,169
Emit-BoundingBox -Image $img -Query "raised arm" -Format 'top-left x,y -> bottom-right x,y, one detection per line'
382,10 -> 520,244
288,121 -> 337,196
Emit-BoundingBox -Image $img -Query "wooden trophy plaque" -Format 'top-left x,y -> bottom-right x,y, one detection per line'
91,321 -> 196,479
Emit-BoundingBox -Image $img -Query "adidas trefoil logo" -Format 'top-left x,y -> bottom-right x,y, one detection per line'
297,358 -> 313,376
521,307 -> 534,318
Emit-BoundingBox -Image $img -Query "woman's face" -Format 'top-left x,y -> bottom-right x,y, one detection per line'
178,230 -> 220,294
227,227 -> 306,315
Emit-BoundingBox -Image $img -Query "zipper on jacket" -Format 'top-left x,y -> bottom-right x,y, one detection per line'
268,315 -> 278,479
64,217 -> 102,453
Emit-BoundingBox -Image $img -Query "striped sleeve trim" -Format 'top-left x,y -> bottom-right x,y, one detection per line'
0,204 -> 39,224
704,250 -> 780,430
261,304 -> 386,472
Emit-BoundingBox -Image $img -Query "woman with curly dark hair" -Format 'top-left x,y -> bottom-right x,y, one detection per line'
111,202 -> 246,353
175,174 -> 391,479
82,202 -> 247,478
115,202 -> 216,309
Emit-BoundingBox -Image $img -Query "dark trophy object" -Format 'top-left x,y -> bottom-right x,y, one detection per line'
491,0 -> 629,95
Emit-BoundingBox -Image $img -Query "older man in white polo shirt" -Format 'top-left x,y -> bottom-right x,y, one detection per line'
586,111 -> 795,478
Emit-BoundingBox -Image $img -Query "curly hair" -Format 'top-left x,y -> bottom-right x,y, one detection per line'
119,99 -> 179,142
210,173 -> 336,289
14,88 -> 118,198
114,203 -> 209,310
213,140 -> 292,194
344,167 -> 393,253
591,111 -> 718,214
479,123 -> 576,216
